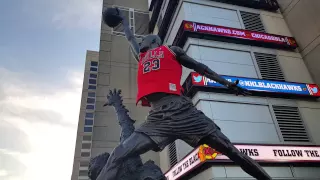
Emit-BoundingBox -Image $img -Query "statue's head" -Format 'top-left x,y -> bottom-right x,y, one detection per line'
88,152 -> 110,180
139,35 -> 162,53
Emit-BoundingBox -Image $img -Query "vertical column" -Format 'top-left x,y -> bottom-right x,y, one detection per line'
78,60 -> 99,180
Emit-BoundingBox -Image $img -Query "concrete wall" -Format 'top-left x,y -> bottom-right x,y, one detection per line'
92,0 -> 160,169
71,51 -> 99,180
72,0 -> 160,179
278,0 -> 320,85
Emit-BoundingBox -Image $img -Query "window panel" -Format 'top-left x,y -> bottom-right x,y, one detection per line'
85,113 -> 94,118
88,85 -> 96,90
88,92 -> 96,97
91,61 -> 98,67
86,105 -> 95,110
82,143 -> 91,149
134,12 -> 149,35
79,170 -> 89,176
88,79 -> 97,85
80,161 -> 89,166
81,152 -> 90,157
90,67 -> 98,72
85,119 -> 94,126
87,98 -> 95,104
82,135 -> 92,141
84,127 -> 93,132
89,73 -> 97,78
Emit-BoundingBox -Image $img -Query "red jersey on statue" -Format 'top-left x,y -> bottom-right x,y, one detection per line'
136,45 -> 182,105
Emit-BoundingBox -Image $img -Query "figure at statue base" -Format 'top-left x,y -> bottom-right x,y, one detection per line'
98,7 -> 273,180
88,89 -> 166,180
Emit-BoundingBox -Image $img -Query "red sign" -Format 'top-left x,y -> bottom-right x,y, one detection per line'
182,21 -> 298,49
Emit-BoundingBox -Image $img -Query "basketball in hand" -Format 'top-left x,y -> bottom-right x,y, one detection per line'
102,7 -> 123,28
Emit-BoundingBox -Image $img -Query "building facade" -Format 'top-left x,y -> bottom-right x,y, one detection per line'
277,0 -> 320,87
71,0 -> 320,180
148,0 -> 320,179
71,50 -> 100,180
71,1 -> 155,180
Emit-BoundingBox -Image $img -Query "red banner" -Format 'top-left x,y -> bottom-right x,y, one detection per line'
182,21 -> 298,49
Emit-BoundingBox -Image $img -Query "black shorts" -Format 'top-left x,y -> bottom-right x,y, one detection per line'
135,95 -> 221,151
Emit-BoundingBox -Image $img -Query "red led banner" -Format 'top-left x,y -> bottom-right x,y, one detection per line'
178,21 -> 298,49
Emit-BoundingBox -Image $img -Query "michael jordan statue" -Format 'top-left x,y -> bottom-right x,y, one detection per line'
98,7 -> 272,180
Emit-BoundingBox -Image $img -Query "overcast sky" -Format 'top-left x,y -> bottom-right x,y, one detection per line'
0,0 -> 103,179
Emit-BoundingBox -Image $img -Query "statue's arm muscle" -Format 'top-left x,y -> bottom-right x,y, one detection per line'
169,46 -> 232,87
121,14 -> 140,62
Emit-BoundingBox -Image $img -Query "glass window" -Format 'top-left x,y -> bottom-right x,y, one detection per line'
88,92 -> 96,97
87,98 -> 95,104
88,85 -> 96,90
81,152 -> 90,157
90,73 -> 97,78
88,79 -> 97,85
86,105 -> 95,110
91,61 -> 98,67
85,119 -> 94,126
82,135 -> 92,141
79,170 -> 89,176
90,67 -> 98,72
85,113 -> 94,118
80,161 -> 89,166
134,12 -> 149,35
82,143 -> 91,149
84,126 -> 93,132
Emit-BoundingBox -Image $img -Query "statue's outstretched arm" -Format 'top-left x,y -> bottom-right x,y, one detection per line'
169,46 -> 232,87
118,9 -> 140,62
169,46 -> 251,96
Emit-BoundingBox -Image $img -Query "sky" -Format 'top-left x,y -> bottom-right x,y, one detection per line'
0,0 -> 103,179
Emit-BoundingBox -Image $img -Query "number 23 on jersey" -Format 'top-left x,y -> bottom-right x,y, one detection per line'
143,59 -> 160,74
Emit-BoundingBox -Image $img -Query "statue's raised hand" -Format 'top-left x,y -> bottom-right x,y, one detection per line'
103,89 -> 123,106
227,80 -> 251,96
102,7 -> 125,28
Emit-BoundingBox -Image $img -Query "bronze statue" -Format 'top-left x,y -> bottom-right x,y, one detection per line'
88,89 -> 165,180
99,7 -> 273,180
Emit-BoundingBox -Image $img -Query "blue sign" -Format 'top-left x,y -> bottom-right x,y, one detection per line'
191,72 -> 320,97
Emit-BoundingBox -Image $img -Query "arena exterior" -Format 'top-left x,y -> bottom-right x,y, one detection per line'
71,0 -> 320,179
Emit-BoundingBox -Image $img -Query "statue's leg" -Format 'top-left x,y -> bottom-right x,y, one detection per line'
97,132 -> 157,180
200,131 -> 272,180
